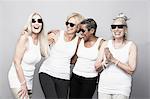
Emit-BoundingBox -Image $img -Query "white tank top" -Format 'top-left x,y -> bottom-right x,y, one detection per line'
8,36 -> 41,89
39,30 -> 79,80
98,40 -> 132,96
73,37 -> 103,78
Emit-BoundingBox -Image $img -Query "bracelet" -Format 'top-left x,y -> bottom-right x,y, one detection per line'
115,60 -> 120,66
20,80 -> 26,86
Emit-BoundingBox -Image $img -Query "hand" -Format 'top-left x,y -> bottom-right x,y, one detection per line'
104,48 -> 114,63
18,84 -> 29,99
21,26 -> 28,35
48,29 -> 60,44
48,29 -> 60,35
48,33 -> 55,44
95,60 -> 103,72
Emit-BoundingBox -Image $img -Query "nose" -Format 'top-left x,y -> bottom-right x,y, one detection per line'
67,24 -> 71,28
34,23 -> 40,26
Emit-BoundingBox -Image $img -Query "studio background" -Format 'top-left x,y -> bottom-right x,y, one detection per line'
0,0 -> 150,99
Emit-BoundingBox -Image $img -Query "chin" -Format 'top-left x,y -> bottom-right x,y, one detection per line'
32,29 -> 41,34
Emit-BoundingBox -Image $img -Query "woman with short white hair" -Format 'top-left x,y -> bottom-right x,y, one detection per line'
95,13 -> 137,99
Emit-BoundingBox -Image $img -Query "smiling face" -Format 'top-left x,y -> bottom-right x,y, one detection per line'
111,18 -> 127,40
66,17 -> 79,34
79,24 -> 92,41
31,14 -> 43,34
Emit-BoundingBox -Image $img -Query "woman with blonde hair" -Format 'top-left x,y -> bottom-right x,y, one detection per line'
39,12 -> 84,99
95,13 -> 137,99
8,12 -> 48,99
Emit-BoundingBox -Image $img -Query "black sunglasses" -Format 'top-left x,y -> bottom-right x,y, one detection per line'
65,21 -> 75,27
111,25 -> 127,29
32,19 -> 43,23
78,29 -> 86,33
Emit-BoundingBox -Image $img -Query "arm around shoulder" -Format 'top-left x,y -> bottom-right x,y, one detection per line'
47,29 -> 60,45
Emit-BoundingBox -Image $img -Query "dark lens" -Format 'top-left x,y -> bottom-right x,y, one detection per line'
65,22 -> 69,26
69,23 -> 75,27
82,29 -> 85,33
32,19 -> 36,23
79,29 -> 85,33
38,19 -> 43,23
66,21 -> 75,27
111,25 -> 117,29
118,25 -> 124,29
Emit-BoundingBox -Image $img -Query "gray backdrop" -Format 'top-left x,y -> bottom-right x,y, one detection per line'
0,0 -> 150,99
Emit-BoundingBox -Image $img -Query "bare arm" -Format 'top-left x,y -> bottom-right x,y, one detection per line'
108,42 -> 137,75
70,38 -> 82,64
70,54 -> 78,65
95,41 -> 107,72
47,29 -> 60,45
13,31 -> 29,98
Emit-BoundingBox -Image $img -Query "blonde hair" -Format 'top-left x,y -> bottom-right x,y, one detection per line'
25,12 -> 49,57
66,12 -> 84,25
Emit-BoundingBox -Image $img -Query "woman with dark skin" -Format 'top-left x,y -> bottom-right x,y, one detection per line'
69,18 -> 104,99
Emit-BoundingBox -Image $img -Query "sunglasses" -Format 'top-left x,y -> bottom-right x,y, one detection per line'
111,25 -> 127,29
65,21 -> 75,27
32,19 -> 43,23
78,29 -> 86,33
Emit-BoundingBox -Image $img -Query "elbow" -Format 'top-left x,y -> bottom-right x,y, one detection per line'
127,71 -> 133,75
13,58 -> 21,68
127,67 -> 136,75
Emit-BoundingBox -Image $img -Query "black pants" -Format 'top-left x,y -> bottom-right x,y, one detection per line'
39,72 -> 69,99
69,73 -> 97,99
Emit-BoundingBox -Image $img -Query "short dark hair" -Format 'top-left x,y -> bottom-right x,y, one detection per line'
80,18 -> 97,35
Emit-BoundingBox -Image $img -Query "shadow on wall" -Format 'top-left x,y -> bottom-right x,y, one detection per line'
130,43 -> 149,99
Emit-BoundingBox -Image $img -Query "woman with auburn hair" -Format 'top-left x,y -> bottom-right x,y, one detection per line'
8,12 -> 48,99
95,13 -> 137,99
39,12 -> 84,99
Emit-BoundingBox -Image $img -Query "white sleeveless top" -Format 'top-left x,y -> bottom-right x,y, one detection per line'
8,36 -> 41,89
98,40 -> 132,96
39,30 -> 79,80
73,37 -> 103,78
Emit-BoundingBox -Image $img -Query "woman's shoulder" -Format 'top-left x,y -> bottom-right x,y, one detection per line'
126,40 -> 137,51
18,31 -> 29,43
126,40 -> 136,47
100,40 -> 108,48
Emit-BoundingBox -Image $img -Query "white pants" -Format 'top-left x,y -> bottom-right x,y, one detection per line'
11,88 -> 32,99
98,92 -> 129,99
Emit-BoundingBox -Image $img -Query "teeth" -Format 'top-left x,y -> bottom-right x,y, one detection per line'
34,27 -> 39,29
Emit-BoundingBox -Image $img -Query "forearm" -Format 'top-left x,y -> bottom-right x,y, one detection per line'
95,60 -> 104,72
111,58 -> 134,75
70,55 -> 78,65
14,62 -> 27,85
